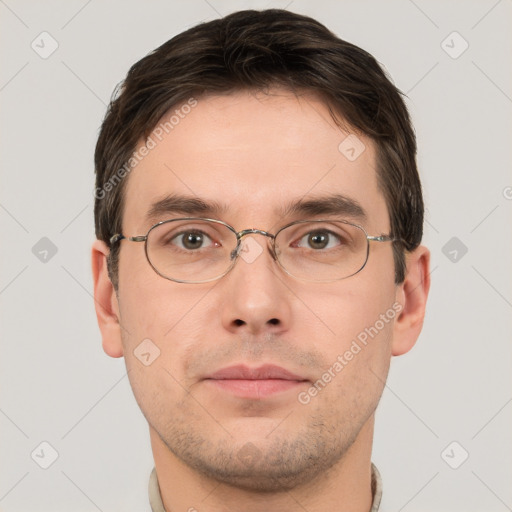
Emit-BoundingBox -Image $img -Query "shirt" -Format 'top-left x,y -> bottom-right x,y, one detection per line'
149,462 -> 383,511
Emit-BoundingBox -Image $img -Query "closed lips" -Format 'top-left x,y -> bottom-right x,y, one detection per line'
206,364 -> 308,381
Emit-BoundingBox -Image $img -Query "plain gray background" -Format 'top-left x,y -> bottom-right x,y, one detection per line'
1,0 -> 511,511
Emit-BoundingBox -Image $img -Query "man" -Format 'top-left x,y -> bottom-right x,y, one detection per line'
92,9 -> 430,511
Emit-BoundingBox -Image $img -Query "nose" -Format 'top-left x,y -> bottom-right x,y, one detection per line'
220,234 -> 292,335
230,229 -> 278,262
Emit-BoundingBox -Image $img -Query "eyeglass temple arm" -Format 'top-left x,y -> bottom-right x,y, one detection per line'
367,235 -> 393,242
109,234 -> 147,245
367,235 -> 405,244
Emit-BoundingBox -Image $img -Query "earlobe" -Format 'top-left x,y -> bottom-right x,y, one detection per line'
91,239 -> 124,358
392,245 -> 431,356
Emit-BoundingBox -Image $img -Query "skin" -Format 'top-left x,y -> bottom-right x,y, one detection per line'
92,89 -> 430,512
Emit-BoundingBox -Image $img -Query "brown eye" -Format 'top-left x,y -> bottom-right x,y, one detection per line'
171,231 -> 213,250
296,230 -> 343,250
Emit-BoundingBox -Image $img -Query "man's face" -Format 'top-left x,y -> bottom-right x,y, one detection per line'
115,89 -> 399,490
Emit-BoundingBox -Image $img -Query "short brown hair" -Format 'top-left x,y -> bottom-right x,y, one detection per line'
94,9 -> 423,288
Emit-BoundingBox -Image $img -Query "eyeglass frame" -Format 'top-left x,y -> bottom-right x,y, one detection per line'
109,217 -> 399,284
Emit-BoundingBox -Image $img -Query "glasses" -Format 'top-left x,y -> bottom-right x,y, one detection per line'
110,217 -> 397,284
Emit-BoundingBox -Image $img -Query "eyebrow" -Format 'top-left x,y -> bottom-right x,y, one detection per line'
146,195 -> 228,222
279,193 -> 366,221
145,192 -> 367,224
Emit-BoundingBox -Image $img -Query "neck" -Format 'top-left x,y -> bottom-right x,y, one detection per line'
150,416 -> 376,512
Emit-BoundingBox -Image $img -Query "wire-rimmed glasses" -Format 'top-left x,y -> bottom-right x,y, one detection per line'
110,217 -> 397,284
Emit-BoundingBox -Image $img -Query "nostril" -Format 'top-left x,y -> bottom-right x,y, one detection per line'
268,318 -> 279,325
234,319 -> 245,326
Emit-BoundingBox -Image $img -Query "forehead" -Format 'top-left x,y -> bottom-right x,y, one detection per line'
122,89 -> 388,232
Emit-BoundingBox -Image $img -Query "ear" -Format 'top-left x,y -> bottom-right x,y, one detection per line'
392,245 -> 431,356
91,239 -> 124,358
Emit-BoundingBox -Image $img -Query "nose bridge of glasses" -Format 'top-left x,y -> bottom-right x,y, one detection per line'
230,228 -> 277,261
237,228 -> 275,239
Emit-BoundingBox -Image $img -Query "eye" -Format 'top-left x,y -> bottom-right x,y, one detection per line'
296,230 -> 344,250
170,230 -> 217,250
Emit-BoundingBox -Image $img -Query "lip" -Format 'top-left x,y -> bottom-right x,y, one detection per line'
207,364 -> 306,381
204,364 -> 309,399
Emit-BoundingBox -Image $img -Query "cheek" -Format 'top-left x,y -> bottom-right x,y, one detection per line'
118,296 -> 202,423
306,277 -> 397,392
317,277 -> 397,343
302,301 -> 394,420
117,265 -> 216,406
117,245 -> 211,339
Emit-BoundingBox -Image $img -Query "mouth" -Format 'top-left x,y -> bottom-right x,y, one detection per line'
203,364 -> 309,399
